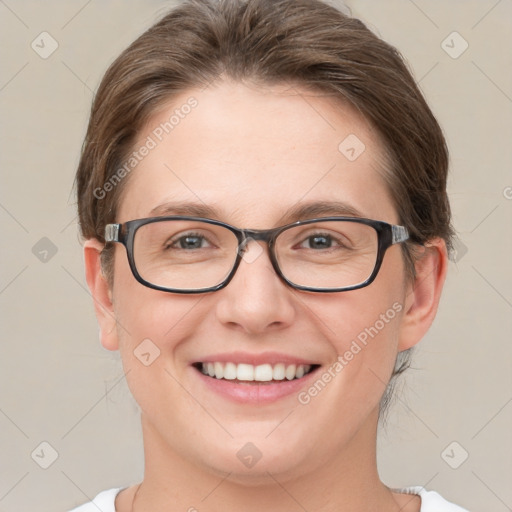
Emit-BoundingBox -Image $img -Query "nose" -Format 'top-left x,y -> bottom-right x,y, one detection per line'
214,240 -> 296,334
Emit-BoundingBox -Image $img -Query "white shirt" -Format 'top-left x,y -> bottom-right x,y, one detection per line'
68,486 -> 470,511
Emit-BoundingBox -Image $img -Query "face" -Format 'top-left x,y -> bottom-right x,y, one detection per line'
95,80 -> 420,484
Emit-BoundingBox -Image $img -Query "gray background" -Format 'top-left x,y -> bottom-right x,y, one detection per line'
0,1 -> 511,511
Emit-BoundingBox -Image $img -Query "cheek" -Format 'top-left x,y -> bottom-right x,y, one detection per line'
338,299 -> 404,400
108,251 -> 217,425
301,253 -> 406,406
293,294 -> 404,449
110,279 -> 202,431
111,249 -> 205,362
313,291 -> 403,381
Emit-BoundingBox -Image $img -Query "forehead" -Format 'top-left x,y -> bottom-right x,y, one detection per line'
117,80 -> 396,226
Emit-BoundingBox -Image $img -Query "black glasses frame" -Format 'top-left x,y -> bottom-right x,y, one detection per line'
105,216 -> 409,294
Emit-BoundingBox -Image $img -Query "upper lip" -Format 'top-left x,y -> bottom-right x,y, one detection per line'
193,351 -> 320,366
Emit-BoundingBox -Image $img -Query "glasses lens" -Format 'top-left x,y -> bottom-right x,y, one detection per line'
275,220 -> 378,290
133,220 -> 239,291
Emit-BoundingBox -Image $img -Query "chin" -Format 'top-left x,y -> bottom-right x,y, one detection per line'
194,436 -> 312,486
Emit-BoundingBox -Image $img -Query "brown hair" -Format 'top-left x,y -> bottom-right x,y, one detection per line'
75,0 -> 453,414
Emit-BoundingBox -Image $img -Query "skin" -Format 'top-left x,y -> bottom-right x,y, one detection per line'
84,80 -> 447,511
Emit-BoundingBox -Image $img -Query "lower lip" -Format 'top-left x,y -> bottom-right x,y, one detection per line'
193,367 -> 319,404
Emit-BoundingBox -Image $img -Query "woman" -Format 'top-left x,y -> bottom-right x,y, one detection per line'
70,0 -> 469,510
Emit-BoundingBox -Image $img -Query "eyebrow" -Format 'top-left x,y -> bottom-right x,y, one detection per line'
279,201 -> 364,223
149,200 -> 366,225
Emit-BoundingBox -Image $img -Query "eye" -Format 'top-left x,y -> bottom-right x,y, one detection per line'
299,233 -> 343,250
166,232 -> 212,250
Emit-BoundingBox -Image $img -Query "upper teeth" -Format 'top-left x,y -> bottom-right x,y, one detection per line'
200,362 -> 312,381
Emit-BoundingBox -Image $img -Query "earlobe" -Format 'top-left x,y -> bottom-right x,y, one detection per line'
83,239 -> 119,351
397,238 -> 448,352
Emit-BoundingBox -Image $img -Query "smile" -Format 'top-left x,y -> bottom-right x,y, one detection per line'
196,362 -> 317,382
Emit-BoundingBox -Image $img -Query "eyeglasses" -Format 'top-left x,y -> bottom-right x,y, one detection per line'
104,216 -> 409,294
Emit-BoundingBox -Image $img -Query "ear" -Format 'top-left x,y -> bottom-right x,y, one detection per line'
83,239 -> 119,351
397,238 -> 448,351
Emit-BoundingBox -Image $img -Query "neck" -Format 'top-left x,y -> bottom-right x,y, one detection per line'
130,409 -> 406,512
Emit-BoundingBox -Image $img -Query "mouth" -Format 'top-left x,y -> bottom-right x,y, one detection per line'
192,361 -> 320,384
